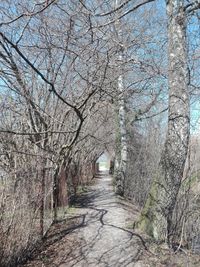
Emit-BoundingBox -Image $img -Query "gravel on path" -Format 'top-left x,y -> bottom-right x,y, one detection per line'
21,172 -> 148,267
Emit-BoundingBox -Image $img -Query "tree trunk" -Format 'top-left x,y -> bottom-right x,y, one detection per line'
53,165 -> 59,222
109,159 -> 115,175
58,166 -> 68,207
137,0 -> 190,243
39,165 -> 46,237
114,0 -> 128,196
115,63 -> 128,196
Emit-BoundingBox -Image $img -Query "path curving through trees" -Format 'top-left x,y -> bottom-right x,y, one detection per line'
21,172 -> 148,267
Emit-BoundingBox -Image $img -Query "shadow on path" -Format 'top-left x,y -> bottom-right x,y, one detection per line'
20,172 -> 148,267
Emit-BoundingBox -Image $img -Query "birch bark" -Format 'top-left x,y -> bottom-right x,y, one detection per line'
138,0 -> 190,243
114,0 -> 128,196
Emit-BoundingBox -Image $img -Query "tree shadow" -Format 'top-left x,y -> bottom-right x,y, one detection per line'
19,174 -> 147,267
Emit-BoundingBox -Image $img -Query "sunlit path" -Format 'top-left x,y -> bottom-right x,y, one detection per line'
21,173 -> 146,267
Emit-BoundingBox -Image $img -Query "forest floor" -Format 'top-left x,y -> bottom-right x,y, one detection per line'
20,172 -> 200,267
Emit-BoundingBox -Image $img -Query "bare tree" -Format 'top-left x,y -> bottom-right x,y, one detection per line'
137,0 -> 200,244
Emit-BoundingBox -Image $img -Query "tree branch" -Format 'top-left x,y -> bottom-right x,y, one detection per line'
0,0 -> 57,27
185,0 -> 200,13
0,31 -> 83,120
98,0 -> 155,28
95,0 -> 134,17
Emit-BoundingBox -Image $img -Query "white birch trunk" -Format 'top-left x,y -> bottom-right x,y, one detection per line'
138,0 -> 190,244
114,0 -> 128,196
115,55 -> 128,195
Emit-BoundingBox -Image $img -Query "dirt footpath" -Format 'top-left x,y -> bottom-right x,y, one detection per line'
21,172 -> 148,267
64,173 -> 143,267
21,173 -> 198,267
